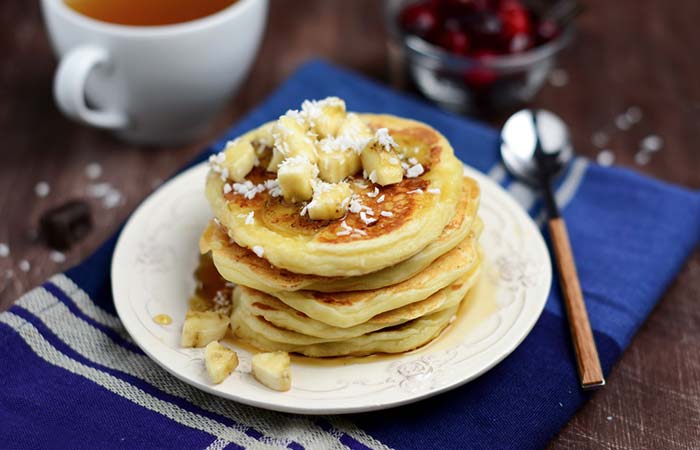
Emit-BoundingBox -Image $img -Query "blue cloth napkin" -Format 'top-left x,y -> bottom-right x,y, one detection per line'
1,60 -> 698,450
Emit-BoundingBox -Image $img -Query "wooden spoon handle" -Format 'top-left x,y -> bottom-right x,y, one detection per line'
548,217 -> 605,389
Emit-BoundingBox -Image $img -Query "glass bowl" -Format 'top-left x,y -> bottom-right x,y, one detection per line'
384,0 -> 574,115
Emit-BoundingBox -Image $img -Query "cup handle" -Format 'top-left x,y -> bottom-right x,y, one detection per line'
54,45 -> 128,129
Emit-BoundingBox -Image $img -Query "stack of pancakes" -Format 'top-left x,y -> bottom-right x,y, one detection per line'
200,114 -> 482,357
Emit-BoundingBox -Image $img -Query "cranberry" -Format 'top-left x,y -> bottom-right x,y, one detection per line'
469,12 -> 503,51
499,1 -> 531,38
436,29 -> 471,54
399,2 -> 440,37
536,19 -> 560,44
463,51 -> 498,88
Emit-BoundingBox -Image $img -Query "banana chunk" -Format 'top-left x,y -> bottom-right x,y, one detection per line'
181,311 -> 230,348
302,97 -> 346,138
277,155 -> 319,203
306,181 -> 352,220
252,351 -> 291,391
220,139 -> 256,182
251,122 -> 275,150
337,113 -> 373,140
316,114 -> 371,182
268,113 -> 317,172
317,146 -> 361,183
361,129 -> 403,186
205,341 -> 239,384
250,122 -> 275,167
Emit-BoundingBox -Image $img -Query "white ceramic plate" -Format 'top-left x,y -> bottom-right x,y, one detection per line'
112,162 -> 552,414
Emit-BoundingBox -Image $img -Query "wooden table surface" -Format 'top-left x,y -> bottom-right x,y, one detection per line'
1,0 -> 698,448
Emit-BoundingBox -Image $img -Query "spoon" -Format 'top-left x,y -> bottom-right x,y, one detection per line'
500,109 -> 605,390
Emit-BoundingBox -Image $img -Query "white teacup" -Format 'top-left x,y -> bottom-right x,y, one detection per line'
41,0 -> 268,145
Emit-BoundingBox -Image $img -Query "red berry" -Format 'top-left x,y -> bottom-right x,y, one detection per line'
463,51 -> 498,88
536,19 -> 560,43
437,29 -> 471,54
399,2 -> 439,37
469,12 -> 503,51
499,1 -> 531,38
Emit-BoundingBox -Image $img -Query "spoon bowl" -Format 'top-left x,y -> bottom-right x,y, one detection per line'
500,109 -> 573,186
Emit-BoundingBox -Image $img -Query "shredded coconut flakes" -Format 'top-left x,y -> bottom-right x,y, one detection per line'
375,128 -> 397,151
50,251 -> 66,263
18,259 -> 30,272
368,170 -> 377,183
232,181 -> 265,199
244,211 -> 255,225
360,211 -> 377,224
406,163 -> 424,178
264,179 -> 282,197
85,162 -> 102,180
354,180 -> 368,189
34,181 -> 50,198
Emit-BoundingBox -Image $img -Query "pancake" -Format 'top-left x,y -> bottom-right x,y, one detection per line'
205,114 -> 464,277
231,305 -> 459,357
265,236 -> 477,328
201,177 -> 481,293
233,263 -> 480,342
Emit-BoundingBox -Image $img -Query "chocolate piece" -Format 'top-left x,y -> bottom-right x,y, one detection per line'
39,200 -> 93,250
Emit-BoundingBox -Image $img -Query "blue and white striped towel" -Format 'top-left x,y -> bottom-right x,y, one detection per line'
1,60 -> 698,450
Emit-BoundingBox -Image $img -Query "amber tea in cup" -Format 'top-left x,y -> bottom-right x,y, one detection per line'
64,0 -> 238,26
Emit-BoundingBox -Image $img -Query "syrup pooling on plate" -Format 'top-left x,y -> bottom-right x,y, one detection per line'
152,314 -> 173,325
421,256 -> 499,353
189,253 -> 233,313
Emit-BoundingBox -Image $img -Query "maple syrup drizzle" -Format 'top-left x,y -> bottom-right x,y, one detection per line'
153,314 -> 173,325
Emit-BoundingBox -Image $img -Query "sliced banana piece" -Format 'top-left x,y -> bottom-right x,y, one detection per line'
204,341 -> 239,384
181,311 -> 230,348
220,138 -> 256,182
302,97 -> 346,138
268,113 -> 317,172
277,155 -> 318,203
251,351 -> 292,391
337,112 -> 373,140
317,147 -> 361,183
306,181 -> 352,220
361,131 -> 404,186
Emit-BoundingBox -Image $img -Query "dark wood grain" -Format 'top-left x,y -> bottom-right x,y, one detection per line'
1,0 -> 698,448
